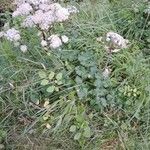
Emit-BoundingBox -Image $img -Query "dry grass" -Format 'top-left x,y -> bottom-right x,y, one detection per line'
0,0 -> 14,11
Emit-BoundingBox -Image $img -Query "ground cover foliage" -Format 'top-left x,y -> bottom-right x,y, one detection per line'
0,0 -> 150,149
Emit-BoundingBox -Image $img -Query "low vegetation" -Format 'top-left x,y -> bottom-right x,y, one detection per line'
0,0 -> 150,149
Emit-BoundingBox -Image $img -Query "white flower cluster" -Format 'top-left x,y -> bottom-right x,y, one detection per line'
1,1 -> 77,52
67,5 -> 79,14
0,28 -> 28,53
13,1 -> 77,30
48,34 -> 62,49
20,45 -> 28,53
41,34 -> 69,49
4,28 -> 21,41
96,32 -> 129,78
14,0 -> 51,6
102,67 -> 112,78
12,3 -> 33,17
106,32 -> 128,49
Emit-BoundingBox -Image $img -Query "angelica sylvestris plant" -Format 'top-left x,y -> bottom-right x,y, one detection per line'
97,32 -> 129,78
0,0 -> 78,52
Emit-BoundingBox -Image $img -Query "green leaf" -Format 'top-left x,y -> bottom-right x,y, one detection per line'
75,66 -> 88,78
101,98 -> 107,107
76,115 -> 84,123
99,89 -> 107,96
78,51 -> 96,67
76,86 -> 88,99
55,87 -> 59,92
69,125 -> 76,132
53,117 -> 63,131
38,71 -> 47,78
57,81 -> 63,85
46,86 -> 55,93
120,122 -> 128,130
75,76 -> 82,84
83,126 -> 91,138
74,132 -> 81,140
56,73 -> 63,80
48,72 -> 55,80
106,94 -> 113,101
41,79 -> 49,85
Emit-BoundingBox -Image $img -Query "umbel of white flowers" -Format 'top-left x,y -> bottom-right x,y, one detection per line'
40,34 -> 69,49
4,28 -> 21,42
0,0 -> 78,52
106,32 -> 129,49
96,31 -> 129,78
13,0 -> 78,30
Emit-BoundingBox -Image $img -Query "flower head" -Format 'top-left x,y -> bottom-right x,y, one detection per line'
14,42 -> 20,47
4,28 -> 21,42
61,35 -> 69,43
102,67 -> 111,78
22,15 -> 35,27
20,45 -> 28,53
12,3 -> 33,17
13,1 -> 75,31
39,4 -> 51,11
48,34 -> 62,49
41,40 -> 48,47
106,32 -> 128,49
67,6 -> 79,14
56,8 -> 70,22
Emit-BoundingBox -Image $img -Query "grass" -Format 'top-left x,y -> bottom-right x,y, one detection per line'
0,0 -> 150,149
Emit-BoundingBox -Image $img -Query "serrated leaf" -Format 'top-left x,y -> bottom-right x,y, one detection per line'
48,72 -> 55,80
46,86 -> 55,93
41,79 -> 49,85
101,98 -> 107,107
75,66 -> 88,78
76,86 -> 88,99
69,125 -> 76,132
38,71 -> 47,78
83,126 -> 91,138
75,76 -> 82,84
56,73 -> 63,80
74,132 -> 81,140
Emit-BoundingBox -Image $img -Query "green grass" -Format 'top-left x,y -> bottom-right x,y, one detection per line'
0,0 -> 150,149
